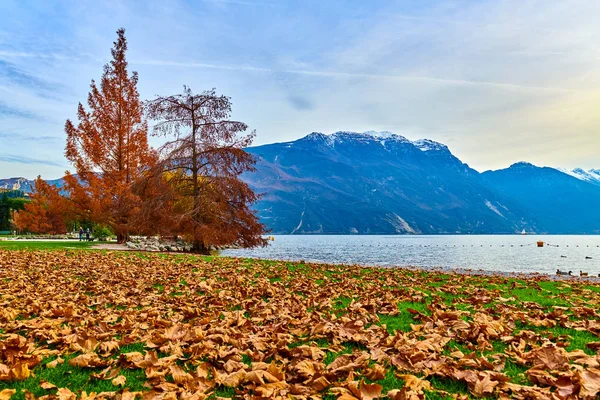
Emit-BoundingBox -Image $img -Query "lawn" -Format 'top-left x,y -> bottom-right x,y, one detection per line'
0,249 -> 599,399
0,240 -> 101,251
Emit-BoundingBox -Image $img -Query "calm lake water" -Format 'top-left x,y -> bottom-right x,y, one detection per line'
221,235 -> 600,276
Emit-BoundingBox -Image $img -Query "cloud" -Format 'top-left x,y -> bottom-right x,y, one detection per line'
0,60 -> 66,97
0,154 -> 66,168
0,103 -> 44,121
287,96 -> 314,111
0,132 -> 60,142
0,0 -> 599,175
203,0 -> 276,6
0,50 -> 71,60
135,59 -> 580,93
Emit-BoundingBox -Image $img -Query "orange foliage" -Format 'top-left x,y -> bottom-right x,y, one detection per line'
146,87 -> 266,252
64,28 -> 154,243
14,177 -> 69,234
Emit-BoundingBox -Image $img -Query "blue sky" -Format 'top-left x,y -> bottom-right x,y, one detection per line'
1,0 -> 599,179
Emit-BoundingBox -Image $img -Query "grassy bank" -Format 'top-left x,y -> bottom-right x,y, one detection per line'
0,240 -> 103,251
0,250 -> 599,399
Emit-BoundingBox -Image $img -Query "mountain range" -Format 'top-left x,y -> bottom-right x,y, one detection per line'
3,131 -> 599,234
0,177 -> 66,193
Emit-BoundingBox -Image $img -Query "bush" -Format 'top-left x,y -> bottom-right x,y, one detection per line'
93,225 -> 113,241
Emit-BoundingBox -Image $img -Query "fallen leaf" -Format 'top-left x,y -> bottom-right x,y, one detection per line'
0,389 -> 16,400
56,387 -> 77,400
40,380 -> 57,390
10,363 -> 30,380
112,375 -> 127,387
69,353 -> 109,368
47,357 -> 65,369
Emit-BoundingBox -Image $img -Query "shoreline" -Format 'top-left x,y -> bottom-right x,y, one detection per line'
1,239 -> 599,281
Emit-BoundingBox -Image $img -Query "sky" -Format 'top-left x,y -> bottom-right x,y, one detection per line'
1,0 -> 599,179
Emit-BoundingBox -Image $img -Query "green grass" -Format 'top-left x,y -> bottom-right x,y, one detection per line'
369,368 -> 404,392
0,352 -> 147,399
583,285 -> 600,294
209,386 -> 236,399
377,301 -> 430,334
429,376 -> 471,398
508,287 -> 571,308
0,240 -> 103,251
503,359 -> 530,386
333,296 -> 353,310
515,322 -> 599,355
323,343 -> 366,365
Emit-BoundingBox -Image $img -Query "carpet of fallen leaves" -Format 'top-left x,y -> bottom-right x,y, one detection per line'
1,250 -> 600,400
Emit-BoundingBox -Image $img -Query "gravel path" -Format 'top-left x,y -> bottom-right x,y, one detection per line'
91,243 -> 131,251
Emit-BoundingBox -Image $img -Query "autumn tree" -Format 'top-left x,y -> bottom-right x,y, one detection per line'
64,28 -> 154,242
14,177 -> 69,234
146,87 -> 267,253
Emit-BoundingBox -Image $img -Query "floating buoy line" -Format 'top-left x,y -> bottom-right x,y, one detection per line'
387,242 -> 598,248
360,241 -> 598,261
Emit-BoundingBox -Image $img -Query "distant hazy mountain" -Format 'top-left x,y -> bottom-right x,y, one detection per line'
4,131 -> 600,234
0,177 -> 35,192
482,162 -> 600,234
0,177 -> 65,193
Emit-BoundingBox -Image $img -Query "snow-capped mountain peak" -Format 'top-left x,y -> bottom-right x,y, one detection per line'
413,139 -> 449,152
557,168 -> 600,186
306,131 -> 450,154
362,130 -> 398,139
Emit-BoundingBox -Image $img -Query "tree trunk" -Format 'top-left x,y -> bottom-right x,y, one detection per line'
192,240 -> 210,255
117,232 -> 128,244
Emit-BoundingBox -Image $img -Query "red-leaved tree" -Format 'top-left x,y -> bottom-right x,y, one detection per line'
14,177 -> 69,234
64,28 -> 154,242
145,87 -> 266,253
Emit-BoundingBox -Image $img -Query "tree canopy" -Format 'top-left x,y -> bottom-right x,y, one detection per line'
64,28 -> 155,242
146,87 -> 266,252
16,30 -> 265,251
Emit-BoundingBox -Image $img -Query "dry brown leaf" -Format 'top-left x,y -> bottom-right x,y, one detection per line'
112,375 -> 127,387
196,362 -> 211,379
527,345 -> 569,370
121,391 -> 141,400
219,370 -> 246,387
170,365 -> 193,384
244,370 -> 280,385
40,380 -> 57,390
578,368 -> 600,398
472,374 -> 499,397
0,389 -> 16,400
56,387 -> 77,400
10,363 -> 31,380
311,376 -> 331,391
47,357 -> 65,369
364,364 -> 386,381
69,353 -> 109,368
398,374 -> 432,393
254,381 -> 288,397
359,381 -> 383,400
295,360 -> 317,378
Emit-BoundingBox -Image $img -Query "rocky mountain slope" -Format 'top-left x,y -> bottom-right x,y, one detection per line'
245,131 -> 537,234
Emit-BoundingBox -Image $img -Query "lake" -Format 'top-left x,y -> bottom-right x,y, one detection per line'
221,235 -> 600,276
